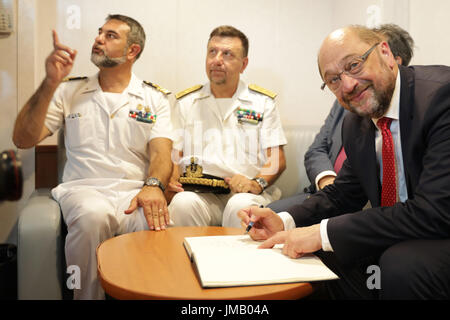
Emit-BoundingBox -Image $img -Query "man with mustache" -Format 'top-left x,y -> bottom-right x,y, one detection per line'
168,25 -> 287,227
239,25 -> 450,299
13,15 -> 173,299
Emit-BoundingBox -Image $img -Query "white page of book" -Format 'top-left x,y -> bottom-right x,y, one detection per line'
184,235 -> 338,287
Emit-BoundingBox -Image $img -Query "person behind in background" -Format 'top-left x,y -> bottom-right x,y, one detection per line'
268,23 -> 415,212
13,14 -> 173,299
167,25 -> 287,228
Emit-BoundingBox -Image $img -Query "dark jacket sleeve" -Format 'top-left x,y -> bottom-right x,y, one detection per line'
288,155 -> 370,228
327,82 -> 450,265
304,100 -> 345,191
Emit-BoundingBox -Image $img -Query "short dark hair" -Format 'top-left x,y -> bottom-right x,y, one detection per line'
107,14 -> 146,60
209,25 -> 249,57
373,24 -> 415,66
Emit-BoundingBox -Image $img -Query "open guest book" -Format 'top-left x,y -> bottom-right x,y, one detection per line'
183,234 -> 339,288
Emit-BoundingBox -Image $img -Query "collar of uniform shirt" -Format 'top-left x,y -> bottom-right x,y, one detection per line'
123,73 -> 144,98
87,72 -> 143,98
371,68 -> 401,125
203,80 -> 251,102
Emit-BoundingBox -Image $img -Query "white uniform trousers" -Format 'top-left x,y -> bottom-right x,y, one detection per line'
169,186 -> 281,228
51,179 -> 148,300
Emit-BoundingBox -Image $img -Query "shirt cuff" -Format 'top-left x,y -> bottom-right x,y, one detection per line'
315,170 -> 337,190
320,219 -> 334,252
277,211 -> 296,231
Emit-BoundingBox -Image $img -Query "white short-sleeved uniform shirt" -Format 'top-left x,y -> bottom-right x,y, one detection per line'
173,80 -> 287,179
45,73 -> 173,183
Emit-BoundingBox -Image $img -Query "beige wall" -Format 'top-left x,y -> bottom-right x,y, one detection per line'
1,0 -> 450,243
410,0 -> 450,65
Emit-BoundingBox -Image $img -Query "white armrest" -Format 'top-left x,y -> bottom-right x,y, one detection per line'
17,189 -> 63,300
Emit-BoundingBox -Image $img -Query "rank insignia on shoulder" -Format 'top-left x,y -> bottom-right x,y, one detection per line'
143,81 -> 171,95
62,76 -> 88,82
175,84 -> 203,100
248,84 -> 277,99
236,107 -> 263,125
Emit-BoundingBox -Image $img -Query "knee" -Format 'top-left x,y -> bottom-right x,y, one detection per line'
379,241 -> 430,299
222,193 -> 256,227
380,242 -> 424,280
169,192 -> 201,214
224,193 -> 256,211
169,192 -> 206,226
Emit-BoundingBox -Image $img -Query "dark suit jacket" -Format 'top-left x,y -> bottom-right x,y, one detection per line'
304,100 -> 348,193
289,65 -> 450,265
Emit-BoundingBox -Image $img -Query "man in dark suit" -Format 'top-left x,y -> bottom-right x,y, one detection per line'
268,24 -> 414,212
239,25 -> 450,299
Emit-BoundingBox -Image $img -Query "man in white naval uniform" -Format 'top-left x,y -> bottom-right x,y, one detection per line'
168,25 -> 287,228
13,15 -> 173,299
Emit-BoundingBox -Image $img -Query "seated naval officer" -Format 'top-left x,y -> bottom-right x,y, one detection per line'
167,25 -> 287,228
12,14 -> 173,299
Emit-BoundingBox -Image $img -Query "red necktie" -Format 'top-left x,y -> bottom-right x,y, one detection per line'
377,117 -> 396,207
334,147 -> 347,174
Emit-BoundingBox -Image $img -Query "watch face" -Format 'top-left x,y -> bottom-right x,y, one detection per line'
256,177 -> 268,189
145,177 -> 165,191
146,178 -> 158,185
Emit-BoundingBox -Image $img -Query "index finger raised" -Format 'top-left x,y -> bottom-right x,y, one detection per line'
52,29 -> 75,56
52,30 -> 59,47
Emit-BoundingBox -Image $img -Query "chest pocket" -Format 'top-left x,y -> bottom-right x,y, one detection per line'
236,121 -> 262,162
64,116 -> 95,149
126,117 -> 154,151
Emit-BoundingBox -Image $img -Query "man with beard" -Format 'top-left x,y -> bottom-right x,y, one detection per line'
238,25 -> 450,299
267,24 -> 415,212
13,14 -> 173,299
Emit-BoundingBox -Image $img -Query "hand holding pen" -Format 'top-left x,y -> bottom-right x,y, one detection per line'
245,205 -> 264,234
238,205 -> 284,241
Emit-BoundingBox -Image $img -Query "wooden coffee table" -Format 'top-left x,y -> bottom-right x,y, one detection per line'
97,226 -> 314,300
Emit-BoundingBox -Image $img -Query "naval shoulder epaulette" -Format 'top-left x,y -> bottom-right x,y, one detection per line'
175,84 -> 203,100
62,76 -> 88,82
143,81 -> 171,95
248,84 -> 277,99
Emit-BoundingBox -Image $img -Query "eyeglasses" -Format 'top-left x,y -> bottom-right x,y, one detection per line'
321,42 -> 380,91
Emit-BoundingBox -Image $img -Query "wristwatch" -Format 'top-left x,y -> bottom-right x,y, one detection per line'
144,177 -> 165,192
252,177 -> 268,193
